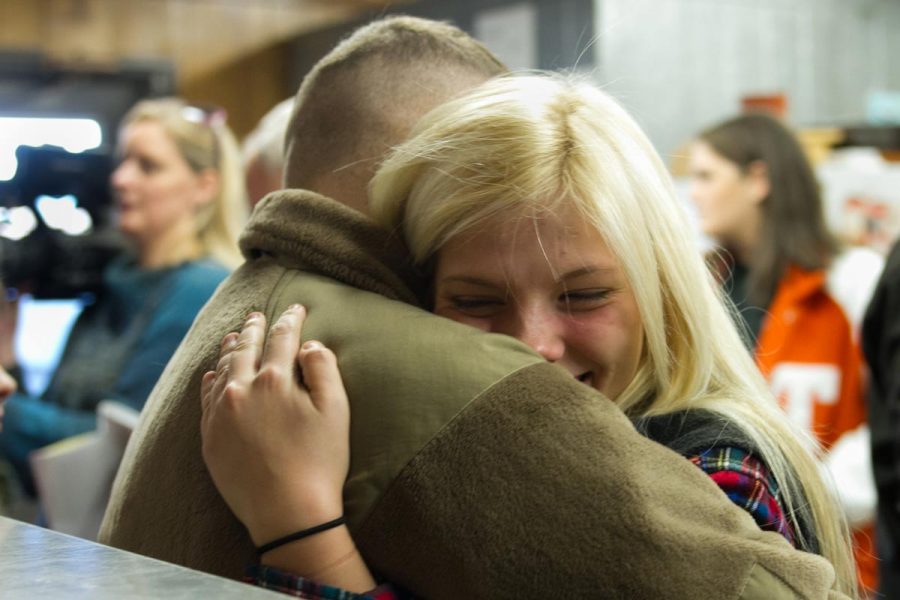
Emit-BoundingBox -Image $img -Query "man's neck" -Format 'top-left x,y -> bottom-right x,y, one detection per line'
309,176 -> 370,218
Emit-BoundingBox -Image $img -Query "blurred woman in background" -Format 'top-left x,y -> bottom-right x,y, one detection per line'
0,97 -> 246,499
689,112 -> 884,593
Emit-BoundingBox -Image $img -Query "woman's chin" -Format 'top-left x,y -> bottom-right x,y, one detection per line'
115,217 -> 142,239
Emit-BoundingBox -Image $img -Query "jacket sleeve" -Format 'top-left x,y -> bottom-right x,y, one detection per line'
354,362 -> 843,600
822,424 -> 876,527
818,286 -> 876,526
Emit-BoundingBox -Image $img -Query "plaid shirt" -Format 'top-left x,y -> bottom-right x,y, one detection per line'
690,446 -> 796,546
247,565 -> 405,600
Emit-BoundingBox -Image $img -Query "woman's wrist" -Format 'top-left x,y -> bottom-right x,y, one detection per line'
256,516 -> 346,557
259,524 -> 376,592
244,485 -> 343,547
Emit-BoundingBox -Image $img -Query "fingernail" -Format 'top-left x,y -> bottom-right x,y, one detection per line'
302,340 -> 323,351
246,312 -> 262,324
287,304 -> 304,313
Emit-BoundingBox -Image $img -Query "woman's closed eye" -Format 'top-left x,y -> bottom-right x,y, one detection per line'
559,288 -> 611,310
449,295 -> 506,317
115,154 -> 159,176
138,156 -> 161,175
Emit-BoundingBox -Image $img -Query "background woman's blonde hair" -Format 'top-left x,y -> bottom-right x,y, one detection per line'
120,97 -> 247,268
370,74 -> 857,597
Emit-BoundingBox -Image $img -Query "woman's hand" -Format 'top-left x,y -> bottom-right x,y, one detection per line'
200,305 -> 351,546
201,306 -> 375,592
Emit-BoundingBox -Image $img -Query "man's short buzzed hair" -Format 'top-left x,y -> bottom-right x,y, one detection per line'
283,16 -> 507,205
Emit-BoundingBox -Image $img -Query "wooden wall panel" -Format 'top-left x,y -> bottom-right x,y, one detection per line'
0,0 -> 45,48
0,0 -> 415,140
0,0 -> 382,84
180,41 -> 295,140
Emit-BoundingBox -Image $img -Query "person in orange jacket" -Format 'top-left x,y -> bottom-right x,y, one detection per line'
689,112 -> 885,594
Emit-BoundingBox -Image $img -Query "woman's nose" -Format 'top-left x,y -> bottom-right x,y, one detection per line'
688,179 -> 703,205
513,309 -> 566,363
111,161 -> 132,190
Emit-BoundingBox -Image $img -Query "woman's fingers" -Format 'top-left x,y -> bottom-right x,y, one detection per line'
297,340 -> 348,412
200,370 -> 216,414
214,332 -> 238,375
202,306 -> 315,418
230,312 -> 266,383
260,305 -> 305,373
210,333 -> 238,405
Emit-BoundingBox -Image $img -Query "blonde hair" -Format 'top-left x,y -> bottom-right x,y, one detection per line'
121,98 -> 247,268
370,74 -> 857,597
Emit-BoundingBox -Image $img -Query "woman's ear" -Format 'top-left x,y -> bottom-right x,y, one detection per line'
193,168 -> 221,208
745,160 -> 770,205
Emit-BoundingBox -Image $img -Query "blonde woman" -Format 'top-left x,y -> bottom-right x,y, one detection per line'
0,98 -> 245,497
202,75 -> 855,598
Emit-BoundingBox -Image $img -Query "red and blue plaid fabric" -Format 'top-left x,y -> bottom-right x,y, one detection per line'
690,446 -> 796,546
247,565 -> 403,600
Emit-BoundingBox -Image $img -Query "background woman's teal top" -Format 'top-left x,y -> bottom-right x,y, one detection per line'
0,255 -> 228,495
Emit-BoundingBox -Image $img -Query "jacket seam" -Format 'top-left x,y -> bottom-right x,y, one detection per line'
264,264 -> 298,321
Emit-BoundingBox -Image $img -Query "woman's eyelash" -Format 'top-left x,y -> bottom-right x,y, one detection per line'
451,296 -> 503,309
561,289 -> 611,302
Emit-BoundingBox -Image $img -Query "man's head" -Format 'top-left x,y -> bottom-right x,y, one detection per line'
283,16 -> 507,214
242,97 -> 294,208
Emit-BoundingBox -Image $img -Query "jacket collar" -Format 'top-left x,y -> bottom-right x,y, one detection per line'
239,189 -> 426,306
772,264 -> 826,308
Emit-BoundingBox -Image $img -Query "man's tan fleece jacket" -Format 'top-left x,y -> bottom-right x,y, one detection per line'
100,190 -> 846,599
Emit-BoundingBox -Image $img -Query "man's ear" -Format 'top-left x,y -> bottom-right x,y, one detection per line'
194,168 -> 221,208
745,160 -> 770,205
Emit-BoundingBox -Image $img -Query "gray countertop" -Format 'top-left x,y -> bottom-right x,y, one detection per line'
0,516 -> 283,599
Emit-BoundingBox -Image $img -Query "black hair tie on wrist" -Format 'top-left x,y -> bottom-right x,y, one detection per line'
256,516 -> 347,557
